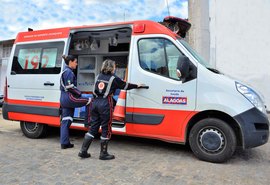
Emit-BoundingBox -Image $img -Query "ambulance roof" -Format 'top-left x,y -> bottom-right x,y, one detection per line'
15,20 -> 178,43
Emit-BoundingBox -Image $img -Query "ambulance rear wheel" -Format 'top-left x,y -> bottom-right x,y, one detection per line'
189,118 -> 236,163
20,121 -> 48,139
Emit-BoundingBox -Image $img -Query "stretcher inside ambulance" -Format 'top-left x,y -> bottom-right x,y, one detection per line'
2,17 -> 269,163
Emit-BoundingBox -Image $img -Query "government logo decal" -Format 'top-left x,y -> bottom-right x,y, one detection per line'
162,96 -> 187,105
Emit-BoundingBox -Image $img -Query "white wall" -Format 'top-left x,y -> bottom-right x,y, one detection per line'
0,58 -> 8,94
209,0 -> 270,110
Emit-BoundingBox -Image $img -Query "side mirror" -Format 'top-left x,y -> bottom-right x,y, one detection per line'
177,56 -> 190,80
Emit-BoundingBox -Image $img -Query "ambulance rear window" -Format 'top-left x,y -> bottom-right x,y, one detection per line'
11,41 -> 64,74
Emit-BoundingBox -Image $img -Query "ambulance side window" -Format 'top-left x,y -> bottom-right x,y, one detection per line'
138,39 -> 168,76
11,42 -> 64,74
138,38 -> 186,80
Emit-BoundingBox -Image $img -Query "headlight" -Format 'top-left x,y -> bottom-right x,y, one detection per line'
235,82 -> 266,114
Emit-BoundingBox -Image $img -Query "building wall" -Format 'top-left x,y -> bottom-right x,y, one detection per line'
0,40 -> 13,94
189,0 -> 270,110
209,0 -> 270,110
188,0 -> 210,62
0,58 -> 8,94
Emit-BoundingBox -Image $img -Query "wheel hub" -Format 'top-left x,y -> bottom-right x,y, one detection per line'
24,122 -> 38,133
199,128 -> 224,153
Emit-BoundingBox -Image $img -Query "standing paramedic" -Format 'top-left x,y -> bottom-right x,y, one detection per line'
60,55 -> 91,149
78,59 -> 144,160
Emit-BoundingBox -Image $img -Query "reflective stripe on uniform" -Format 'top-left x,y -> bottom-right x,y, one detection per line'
62,116 -> 73,121
60,69 -> 68,92
100,136 -> 110,140
65,84 -> 75,89
103,76 -> 115,98
86,132 -> 95,138
99,79 -> 110,83
93,74 -> 99,97
86,98 -> 92,105
124,83 -> 129,90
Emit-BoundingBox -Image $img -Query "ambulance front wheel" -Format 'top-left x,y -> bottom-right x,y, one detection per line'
20,121 -> 48,139
189,118 -> 237,163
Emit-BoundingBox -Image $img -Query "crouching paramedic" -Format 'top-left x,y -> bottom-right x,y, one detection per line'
78,59 -> 143,160
60,55 -> 91,149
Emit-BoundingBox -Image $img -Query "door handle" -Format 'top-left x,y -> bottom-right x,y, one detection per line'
138,85 -> 149,89
44,82 -> 55,86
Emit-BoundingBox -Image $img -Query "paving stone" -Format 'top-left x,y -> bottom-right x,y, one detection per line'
0,114 -> 270,185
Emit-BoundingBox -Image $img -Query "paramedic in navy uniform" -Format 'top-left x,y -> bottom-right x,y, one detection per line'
78,59 -> 143,160
60,55 -> 91,149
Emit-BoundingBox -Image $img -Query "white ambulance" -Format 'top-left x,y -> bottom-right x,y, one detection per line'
2,17 -> 269,163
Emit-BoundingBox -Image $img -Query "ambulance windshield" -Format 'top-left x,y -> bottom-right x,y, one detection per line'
178,39 -> 212,69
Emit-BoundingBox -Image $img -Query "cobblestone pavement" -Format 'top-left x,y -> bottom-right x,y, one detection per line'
0,112 -> 270,185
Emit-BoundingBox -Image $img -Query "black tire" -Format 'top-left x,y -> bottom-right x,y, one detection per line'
20,121 -> 48,139
189,118 -> 236,163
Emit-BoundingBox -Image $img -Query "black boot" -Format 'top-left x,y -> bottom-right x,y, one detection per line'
99,140 -> 115,160
61,143 -> 74,149
78,133 -> 93,158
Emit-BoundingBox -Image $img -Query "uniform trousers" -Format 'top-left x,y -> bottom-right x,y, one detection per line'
60,92 -> 90,145
88,96 -> 114,139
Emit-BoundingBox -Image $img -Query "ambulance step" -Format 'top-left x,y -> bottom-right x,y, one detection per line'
73,118 -> 125,128
112,120 -> 125,128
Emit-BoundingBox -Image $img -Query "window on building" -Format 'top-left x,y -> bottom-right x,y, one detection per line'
11,42 -> 64,74
2,43 -> 13,58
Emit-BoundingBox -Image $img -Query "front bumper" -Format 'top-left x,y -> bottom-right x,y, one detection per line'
234,107 -> 269,149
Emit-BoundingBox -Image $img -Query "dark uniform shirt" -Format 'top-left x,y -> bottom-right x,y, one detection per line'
60,66 -> 81,97
93,73 -> 138,98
